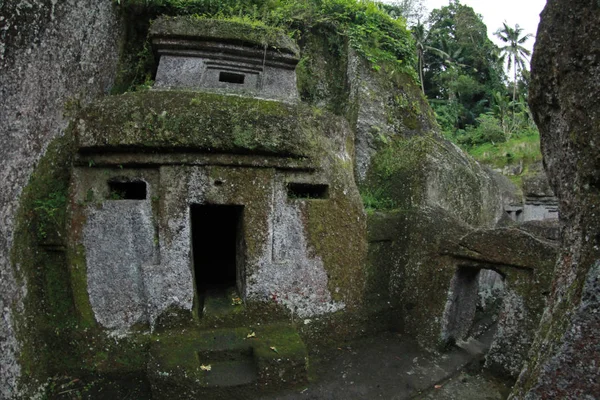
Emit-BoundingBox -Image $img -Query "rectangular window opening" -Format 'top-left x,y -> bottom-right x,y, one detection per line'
107,180 -> 147,200
191,204 -> 244,316
219,71 -> 245,84
287,183 -> 329,200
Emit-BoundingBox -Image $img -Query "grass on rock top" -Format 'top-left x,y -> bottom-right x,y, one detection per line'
467,130 -> 542,169
115,0 -> 417,92
150,16 -> 300,56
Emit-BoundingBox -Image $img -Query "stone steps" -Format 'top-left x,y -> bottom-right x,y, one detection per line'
205,359 -> 259,388
148,323 -> 307,398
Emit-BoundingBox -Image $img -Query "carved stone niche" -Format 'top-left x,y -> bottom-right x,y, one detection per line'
150,17 -> 301,102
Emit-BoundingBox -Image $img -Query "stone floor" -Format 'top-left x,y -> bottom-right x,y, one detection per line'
259,331 -> 512,400
48,329 -> 512,399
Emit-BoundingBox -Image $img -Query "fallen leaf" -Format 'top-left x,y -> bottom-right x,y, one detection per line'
270,346 -> 279,354
247,332 -> 256,339
231,297 -> 243,306
434,385 -> 442,389
200,364 -> 212,371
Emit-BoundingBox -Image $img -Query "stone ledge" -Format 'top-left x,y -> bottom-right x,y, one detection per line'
75,91 -> 325,159
150,17 -> 300,59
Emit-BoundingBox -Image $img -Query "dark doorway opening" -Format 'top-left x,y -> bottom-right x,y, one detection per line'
442,267 -> 506,346
191,204 -> 244,314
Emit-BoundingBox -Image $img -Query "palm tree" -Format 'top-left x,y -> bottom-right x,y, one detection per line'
413,22 -> 432,95
494,22 -> 533,104
413,22 -> 457,95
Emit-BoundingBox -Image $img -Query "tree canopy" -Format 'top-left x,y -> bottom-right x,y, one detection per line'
409,0 -> 536,156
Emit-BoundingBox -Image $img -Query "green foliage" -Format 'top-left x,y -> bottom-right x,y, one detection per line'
454,113 -> 506,147
430,99 -> 462,136
153,14 -> 297,53
494,22 -> 533,103
33,190 -> 67,240
360,187 -> 396,213
114,0 -> 416,92
415,0 -> 507,133
413,0 -> 539,158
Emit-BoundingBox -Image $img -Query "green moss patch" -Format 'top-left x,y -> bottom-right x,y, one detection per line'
76,91 -> 322,158
10,132 -> 77,389
363,134 -> 435,211
148,323 -> 307,397
114,0 -> 417,92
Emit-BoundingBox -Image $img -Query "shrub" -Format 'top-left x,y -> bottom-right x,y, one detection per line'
456,113 -> 506,147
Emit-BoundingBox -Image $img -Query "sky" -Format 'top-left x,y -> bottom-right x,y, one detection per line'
386,0 -> 547,53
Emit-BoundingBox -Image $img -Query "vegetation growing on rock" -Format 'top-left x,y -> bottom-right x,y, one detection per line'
113,0 -> 417,94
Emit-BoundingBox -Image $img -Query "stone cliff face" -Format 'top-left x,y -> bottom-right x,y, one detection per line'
0,1 -> 121,397
511,0 -> 600,398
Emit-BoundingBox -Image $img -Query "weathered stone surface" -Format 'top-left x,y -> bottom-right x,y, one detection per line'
83,200 -> 157,331
369,216 -> 556,376
444,227 -> 557,378
521,162 -> 553,199
349,53 -> 514,229
150,17 -> 300,101
519,220 -> 560,242
347,50 -> 436,183
149,16 -> 300,57
510,0 -> 600,397
75,91 -> 318,158
67,97 -> 365,329
450,228 -> 558,270
441,268 -> 481,343
520,162 -> 559,222
0,1 -> 121,396
370,206 -> 473,345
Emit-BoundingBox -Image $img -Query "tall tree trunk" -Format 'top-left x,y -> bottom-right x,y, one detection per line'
512,59 -> 517,133
419,51 -> 425,94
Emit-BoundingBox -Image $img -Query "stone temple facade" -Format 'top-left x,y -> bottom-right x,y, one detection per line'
70,17 -> 366,334
62,17 -> 367,396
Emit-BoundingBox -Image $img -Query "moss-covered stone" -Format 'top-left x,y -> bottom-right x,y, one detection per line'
9,133 -> 78,389
150,16 -> 300,57
148,323 -> 307,398
302,132 -> 367,308
295,26 -> 350,114
68,244 -> 96,328
76,91 -> 322,159
363,134 -> 434,211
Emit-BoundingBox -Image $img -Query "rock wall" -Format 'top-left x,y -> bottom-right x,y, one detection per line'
347,51 -> 513,228
511,0 -> 600,398
352,49 -> 527,354
0,1 -> 121,397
